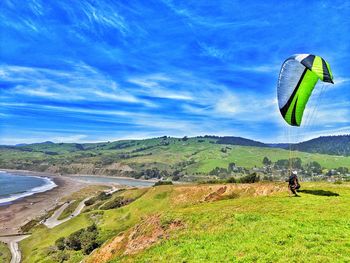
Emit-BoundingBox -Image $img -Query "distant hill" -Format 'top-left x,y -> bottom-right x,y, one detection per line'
267,143 -> 289,149
2,136 -> 350,180
2,135 -> 350,157
199,135 -> 268,147
293,135 -> 350,156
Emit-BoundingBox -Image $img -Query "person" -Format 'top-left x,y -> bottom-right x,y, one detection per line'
288,171 -> 300,197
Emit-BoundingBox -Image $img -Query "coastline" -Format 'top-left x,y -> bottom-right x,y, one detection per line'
0,175 -> 88,235
0,172 -> 57,205
0,169 -> 156,236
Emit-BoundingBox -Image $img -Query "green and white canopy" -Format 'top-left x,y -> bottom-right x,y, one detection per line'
277,54 -> 334,126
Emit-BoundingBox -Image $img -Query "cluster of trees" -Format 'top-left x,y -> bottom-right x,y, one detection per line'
215,136 -> 267,147
55,224 -> 100,255
295,135 -> 350,156
272,158 -> 302,169
129,167 -> 186,181
109,142 -> 135,150
262,157 -> 350,176
132,168 -> 163,179
209,163 -> 248,177
326,167 -> 349,176
84,192 -> 111,206
220,147 -> 232,153
202,173 -> 260,184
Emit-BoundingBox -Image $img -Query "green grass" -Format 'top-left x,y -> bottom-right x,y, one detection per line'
20,215 -> 92,262
0,241 -> 11,263
119,183 -> 350,262
20,182 -> 350,262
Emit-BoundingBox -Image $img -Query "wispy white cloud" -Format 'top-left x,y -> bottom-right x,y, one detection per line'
0,63 -> 154,106
79,1 -> 129,35
128,74 -> 195,101
161,0 -> 270,29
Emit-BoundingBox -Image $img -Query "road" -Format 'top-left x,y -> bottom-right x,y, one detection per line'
0,235 -> 29,263
0,197 -> 90,262
44,197 -> 89,228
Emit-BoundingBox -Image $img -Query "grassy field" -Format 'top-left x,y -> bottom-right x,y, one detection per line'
0,241 -> 11,263
2,137 -> 350,179
20,182 -> 350,262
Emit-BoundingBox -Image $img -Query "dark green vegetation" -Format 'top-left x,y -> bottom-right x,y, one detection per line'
55,224 -> 100,255
293,135 -> 350,156
201,173 -> 260,184
153,181 -> 173,186
271,135 -> 350,156
1,136 -> 350,181
19,182 -> 350,262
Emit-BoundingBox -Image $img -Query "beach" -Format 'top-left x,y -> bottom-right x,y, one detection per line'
0,175 -> 88,235
0,170 -> 156,236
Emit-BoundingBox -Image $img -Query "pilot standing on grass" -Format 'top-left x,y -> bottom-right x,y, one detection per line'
288,171 -> 300,197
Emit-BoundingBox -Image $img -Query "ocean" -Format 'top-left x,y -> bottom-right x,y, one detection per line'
0,171 -> 57,205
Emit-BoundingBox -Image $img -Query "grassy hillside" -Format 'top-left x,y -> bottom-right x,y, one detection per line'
20,182 -> 350,262
2,137 -> 350,181
0,241 -> 11,263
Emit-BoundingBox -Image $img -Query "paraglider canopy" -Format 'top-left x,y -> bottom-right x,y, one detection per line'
277,54 -> 334,126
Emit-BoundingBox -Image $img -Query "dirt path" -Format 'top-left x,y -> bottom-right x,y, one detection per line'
0,235 -> 30,263
44,197 -> 89,228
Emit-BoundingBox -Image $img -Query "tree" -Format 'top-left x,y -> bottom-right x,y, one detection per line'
55,237 -> 65,251
228,162 -> 236,172
337,167 -> 349,175
262,157 -> 272,165
240,173 -> 260,183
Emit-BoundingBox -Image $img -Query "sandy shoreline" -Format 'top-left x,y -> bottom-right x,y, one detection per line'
0,175 -> 88,236
0,169 -> 156,236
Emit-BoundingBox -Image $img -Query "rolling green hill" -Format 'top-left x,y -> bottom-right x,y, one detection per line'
19,182 -> 350,262
1,136 -> 350,181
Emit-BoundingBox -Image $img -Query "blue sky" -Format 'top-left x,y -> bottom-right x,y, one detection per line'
1,0 -> 349,144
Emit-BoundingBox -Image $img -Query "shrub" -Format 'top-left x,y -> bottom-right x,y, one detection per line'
154,181 -> 173,186
84,192 -> 111,206
55,224 -> 100,255
226,177 -> 237,183
239,173 -> 260,183
100,197 -> 134,210
55,237 -> 65,251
